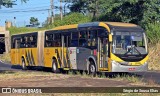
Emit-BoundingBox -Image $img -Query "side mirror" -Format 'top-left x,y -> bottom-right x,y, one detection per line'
109,34 -> 112,42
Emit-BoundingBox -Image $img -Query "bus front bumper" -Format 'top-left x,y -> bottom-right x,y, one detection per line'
111,61 -> 148,72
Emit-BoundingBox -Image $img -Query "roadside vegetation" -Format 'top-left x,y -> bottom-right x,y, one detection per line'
0,53 -> 10,63
8,27 -> 45,35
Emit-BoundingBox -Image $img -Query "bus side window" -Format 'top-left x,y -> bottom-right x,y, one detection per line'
54,33 -> 61,47
12,38 -> 15,49
79,30 -> 87,47
30,35 -> 37,48
15,37 -> 21,48
25,36 -> 30,48
70,32 -> 78,47
20,36 -> 25,48
88,30 -> 97,47
45,33 -> 53,47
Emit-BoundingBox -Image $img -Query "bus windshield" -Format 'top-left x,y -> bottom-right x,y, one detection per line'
112,32 -> 147,55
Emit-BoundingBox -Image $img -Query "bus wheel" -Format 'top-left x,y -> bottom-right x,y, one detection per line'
22,59 -> 27,70
89,61 -> 96,77
52,59 -> 60,73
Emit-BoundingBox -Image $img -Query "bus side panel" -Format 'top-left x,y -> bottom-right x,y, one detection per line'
44,47 -> 57,68
63,47 -> 70,68
10,49 -> 16,65
20,48 -> 38,66
15,48 -> 21,65
76,47 -> 93,70
31,48 -> 38,66
69,47 -> 77,69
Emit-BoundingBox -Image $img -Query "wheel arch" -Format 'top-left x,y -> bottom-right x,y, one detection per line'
87,56 -> 97,72
21,55 -> 26,66
52,56 -> 60,68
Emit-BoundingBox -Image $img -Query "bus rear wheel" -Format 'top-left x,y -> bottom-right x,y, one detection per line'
52,59 -> 60,73
89,61 -> 96,77
22,59 -> 27,70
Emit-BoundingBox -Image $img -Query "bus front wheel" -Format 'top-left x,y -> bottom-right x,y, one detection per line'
22,59 -> 27,70
52,59 -> 60,73
89,61 -> 96,77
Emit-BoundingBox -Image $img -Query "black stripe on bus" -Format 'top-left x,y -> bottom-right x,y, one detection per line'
56,49 -> 62,68
31,50 -> 35,65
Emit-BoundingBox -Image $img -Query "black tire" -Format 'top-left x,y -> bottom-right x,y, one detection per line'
52,59 -> 60,73
89,61 -> 96,77
22,59 -> 27,70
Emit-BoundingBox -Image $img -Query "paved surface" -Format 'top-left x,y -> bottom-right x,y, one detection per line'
0,61 -> 21,71
0,61 -> 160,87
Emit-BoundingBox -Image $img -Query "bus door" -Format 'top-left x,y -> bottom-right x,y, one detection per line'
98,37 -> 108,71
62,34 -> 71,68
15,38 -> 21,64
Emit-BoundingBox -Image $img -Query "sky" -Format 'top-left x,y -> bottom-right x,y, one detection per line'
0,0 -> 69,27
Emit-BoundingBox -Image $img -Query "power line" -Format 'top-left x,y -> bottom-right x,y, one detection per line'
0,6 -> 50,11
1,9 -> 50,13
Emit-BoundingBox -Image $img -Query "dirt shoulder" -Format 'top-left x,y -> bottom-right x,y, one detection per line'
0,71 -> 143,87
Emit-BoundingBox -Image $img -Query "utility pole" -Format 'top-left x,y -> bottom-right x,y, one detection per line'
60,0 -> 63,20
64,2 -> 67,17
50,0 -> 54,23
47,9 -> 51,24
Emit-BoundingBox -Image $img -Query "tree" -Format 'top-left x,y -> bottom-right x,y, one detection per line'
0,0 -> 28,8
68,0 -> 160,28
68,0 -> 100,19
30,17 -> 40,27
98,0 -> 160,27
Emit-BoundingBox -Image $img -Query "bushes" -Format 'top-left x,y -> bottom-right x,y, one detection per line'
146,22 -> 160,44
8,27 -> 45,35
53,13 -> 92,27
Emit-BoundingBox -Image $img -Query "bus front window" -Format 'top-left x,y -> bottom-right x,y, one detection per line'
112,32 -> 147,55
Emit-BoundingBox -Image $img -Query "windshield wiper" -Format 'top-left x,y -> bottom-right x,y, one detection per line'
124,45 -> 141,56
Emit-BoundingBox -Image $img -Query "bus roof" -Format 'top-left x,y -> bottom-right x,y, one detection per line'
53,22 -> 140,31
53,24 -> 78,30
12,22 -> 141,36
105,22 -> 138,27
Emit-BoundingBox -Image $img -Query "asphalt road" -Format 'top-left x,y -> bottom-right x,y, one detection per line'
0,61 -> 160,85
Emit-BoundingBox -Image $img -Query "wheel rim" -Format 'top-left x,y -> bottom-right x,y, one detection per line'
53,62 -> 56,71
90,65 -> 95,73
22,61 -> 25,69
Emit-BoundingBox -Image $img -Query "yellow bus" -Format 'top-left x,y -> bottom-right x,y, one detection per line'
11,22 -> 148,75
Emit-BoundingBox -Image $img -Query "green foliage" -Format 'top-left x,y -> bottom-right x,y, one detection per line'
8,27 -> 44,35
53,13 -> 91,27
146,22 -> 160,44
69,0 -> 160,25
0,0 -> 28,8
98,0 -> 160,26
30,17 -> 40,26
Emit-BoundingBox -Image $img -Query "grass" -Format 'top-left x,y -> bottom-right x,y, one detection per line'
0,53 -> 11,63
148,43 -> 160,70
0,71 -> 69,81
8,27 -> 47,35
